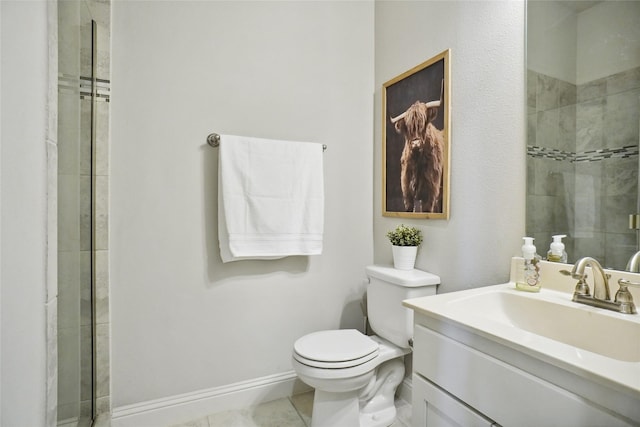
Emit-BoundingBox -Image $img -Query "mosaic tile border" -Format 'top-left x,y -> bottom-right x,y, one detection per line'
527,145 -> 639,163
59,74 -> 110,102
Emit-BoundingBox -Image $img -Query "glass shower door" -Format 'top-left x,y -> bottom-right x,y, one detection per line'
57,1 -> 97,425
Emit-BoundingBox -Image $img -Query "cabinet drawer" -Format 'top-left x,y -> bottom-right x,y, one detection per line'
413,324 -> 634,427
413,373 -> 495,427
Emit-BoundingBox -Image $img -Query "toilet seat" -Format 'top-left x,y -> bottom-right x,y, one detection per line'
293,329 -> 379,369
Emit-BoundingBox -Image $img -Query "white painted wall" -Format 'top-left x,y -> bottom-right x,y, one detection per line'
111,1 -> 375,407
577,1 -> 640,85
528,1 -> 640,86
527,1 -> 577,84
0,1 -> 49,425
374,1 -> 527,293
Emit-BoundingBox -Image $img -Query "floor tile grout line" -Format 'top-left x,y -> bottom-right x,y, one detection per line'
287,395 -> 311,427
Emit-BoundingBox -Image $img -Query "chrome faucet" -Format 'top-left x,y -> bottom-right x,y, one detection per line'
560,256 -> 638,314
626,251 -> 640,272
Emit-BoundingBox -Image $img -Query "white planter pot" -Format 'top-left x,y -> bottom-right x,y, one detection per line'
392,245 -> 418,270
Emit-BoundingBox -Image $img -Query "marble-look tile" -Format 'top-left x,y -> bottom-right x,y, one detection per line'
536,73 -> 558,112
80,251 -> 91,327
95,250 -> 110,324
527,70 -> 537,110
535,109 -> 558,149
80,98 -> 92,176
57,91 -> 81,175
603,157 -> 638,197
58,174 -> 80,252
179,393 -> 413,427
96,323 -> 111,399
578,76 -> 606,103
169,417 -> 210,427
603,90 -> 640,148
57,324 -> 80,418
208,398 -> 305,427
607,66 -> 640,95
95,175 -> 109,250
47,140 -> 58,303
557,78 -> 576,108
96,395 -> 111,416
289,391 -> 313,426
79,175 -> 91,252
80,324 -> 92,401
93,412 -> 112,427
576,98 -> 605,152
96,100 -> 110,176
57,251 -> 80,330
46,298 -> 58,427
605,232 -> 637,271
246,398 -> 306,427
557,104 -> 576,153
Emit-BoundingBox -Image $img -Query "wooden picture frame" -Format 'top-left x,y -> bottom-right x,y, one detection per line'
382,49 -> 450,219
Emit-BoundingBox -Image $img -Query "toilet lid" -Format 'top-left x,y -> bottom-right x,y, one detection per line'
294,330 -> 379,366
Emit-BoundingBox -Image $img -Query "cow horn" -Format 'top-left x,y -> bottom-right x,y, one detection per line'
390,79 -> 444,123
426,79 -> 445,109
390,111 -> 408,124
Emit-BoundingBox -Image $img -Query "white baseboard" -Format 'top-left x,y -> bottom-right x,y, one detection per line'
111,371 -> 311,427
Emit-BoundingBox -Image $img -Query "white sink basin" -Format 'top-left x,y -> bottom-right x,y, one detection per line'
404,283 -> 640,395
446,288 -> 640,362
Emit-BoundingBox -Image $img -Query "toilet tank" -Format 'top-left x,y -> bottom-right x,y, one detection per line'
365,265 -> 439,349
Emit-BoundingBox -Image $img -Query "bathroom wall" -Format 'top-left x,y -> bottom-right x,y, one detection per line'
1,1 -> 51,425
373,1 -> 527,292
110,0 -> 375,410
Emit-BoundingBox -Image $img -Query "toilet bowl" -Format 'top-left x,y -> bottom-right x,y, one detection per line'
292,330 -> 409,427
292,265 -> 440,427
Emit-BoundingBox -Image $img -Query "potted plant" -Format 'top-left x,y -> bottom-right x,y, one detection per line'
386,224 -> 423,270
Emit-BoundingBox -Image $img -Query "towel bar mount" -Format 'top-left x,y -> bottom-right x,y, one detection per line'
207,133 -> 326,152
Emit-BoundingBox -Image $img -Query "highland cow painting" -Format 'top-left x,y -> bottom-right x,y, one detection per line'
383,49 -> 450,219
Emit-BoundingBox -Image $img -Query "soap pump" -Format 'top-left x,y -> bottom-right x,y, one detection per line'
516,237 -> 541,292
547,234 -> 567,263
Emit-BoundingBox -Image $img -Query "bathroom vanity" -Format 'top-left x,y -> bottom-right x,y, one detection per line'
403,259 -> 640,427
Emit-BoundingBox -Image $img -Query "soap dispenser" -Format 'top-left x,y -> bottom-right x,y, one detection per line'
516,237 -> 541,292
547,234 -> 567,263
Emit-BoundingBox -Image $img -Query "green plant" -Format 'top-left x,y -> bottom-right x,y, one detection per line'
386,224 -> 423,246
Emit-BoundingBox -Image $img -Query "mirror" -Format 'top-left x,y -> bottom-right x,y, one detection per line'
526,0 -> 640,270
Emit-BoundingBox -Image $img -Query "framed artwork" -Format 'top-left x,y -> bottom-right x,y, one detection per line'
382,49 -> 450,219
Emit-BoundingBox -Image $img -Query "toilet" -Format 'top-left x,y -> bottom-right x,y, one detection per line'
292,265 -> 440,427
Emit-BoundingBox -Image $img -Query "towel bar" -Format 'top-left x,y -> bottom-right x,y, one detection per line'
207,133 -> 326,152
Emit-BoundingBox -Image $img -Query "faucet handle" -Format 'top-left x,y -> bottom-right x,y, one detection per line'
560,270 -> 590,297
615,279 -> 638,314
560,269 -> 585,280
618,278 -> 640,288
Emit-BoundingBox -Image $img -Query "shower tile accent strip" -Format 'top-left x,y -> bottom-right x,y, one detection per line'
78,76 -> 111,101
527,145 -> 639,162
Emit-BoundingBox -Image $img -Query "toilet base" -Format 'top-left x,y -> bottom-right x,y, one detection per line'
310,388 -> 399,427
309,357 -> 405,427
360,406 -> 396,427
311,389 -> 360,427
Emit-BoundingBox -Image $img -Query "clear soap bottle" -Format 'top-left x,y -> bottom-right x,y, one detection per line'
547,234 -> 567,263
516,237 -> 541,292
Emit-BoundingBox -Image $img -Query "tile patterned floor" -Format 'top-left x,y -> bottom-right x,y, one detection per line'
168,390 -> 412,427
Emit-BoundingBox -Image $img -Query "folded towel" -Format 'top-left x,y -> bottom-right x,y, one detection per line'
218,135 -> 324,262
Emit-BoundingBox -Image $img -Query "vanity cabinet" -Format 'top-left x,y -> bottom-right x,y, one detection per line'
411,314 -> 636,427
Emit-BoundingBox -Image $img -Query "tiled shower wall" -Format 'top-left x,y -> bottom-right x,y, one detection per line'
527,67 -> 640,270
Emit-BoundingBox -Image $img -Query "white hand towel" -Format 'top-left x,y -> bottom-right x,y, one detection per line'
218,135 -> 324,262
